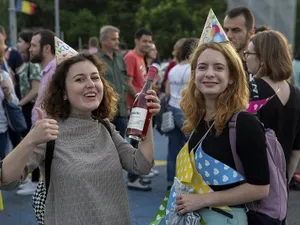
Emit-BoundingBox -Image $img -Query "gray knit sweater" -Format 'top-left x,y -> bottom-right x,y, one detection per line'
2,114 -> 153,225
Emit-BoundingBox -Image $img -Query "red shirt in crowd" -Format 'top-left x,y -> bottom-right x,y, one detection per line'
124,50 -> 147,109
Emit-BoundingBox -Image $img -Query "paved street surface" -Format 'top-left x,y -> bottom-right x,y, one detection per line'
0,130 -> 299,225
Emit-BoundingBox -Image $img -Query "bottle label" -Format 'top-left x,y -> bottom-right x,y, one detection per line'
127,107 -> 147,131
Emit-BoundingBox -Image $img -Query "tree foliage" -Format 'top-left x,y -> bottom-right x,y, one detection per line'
136,0 -> 226,58
1,0 -> 300,58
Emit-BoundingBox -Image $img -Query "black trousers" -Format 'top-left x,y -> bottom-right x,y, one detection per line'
128,139 -> 140,182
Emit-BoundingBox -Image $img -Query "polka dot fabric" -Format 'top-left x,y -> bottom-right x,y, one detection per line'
166,144 -> 230,220
175,143 -> 193,183
246,89 -> 279,114
246,99 -> 268,114
194,144 -> 245,186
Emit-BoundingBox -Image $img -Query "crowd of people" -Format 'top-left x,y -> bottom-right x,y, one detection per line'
0,5 -> 299,225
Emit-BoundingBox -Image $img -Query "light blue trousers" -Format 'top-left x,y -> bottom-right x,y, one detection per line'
199,207 -> 248,225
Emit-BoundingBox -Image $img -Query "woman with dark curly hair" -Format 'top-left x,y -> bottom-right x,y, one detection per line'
0,53 -> 161,225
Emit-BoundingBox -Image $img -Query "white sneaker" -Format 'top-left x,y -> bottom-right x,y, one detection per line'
18,177 -> 31,189
151,168 -> 159,176
16,181 -> 38,195
141,171 -> 155,178
127,178 -> 152,191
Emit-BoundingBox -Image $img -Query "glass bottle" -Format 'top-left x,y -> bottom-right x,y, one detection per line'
126,65 -> 158,141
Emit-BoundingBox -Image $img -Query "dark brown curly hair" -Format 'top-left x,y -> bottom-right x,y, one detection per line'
42,53 -> 119,121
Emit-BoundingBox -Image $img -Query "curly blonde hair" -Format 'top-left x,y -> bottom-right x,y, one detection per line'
180,42 -> 249,135
43,53 -> 119,121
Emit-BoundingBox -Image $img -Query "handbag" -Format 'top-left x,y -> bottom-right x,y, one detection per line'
3,99 -> 27,133
161,65 -> 189,133
32,140 -> 55,225
161,111 -> 175,133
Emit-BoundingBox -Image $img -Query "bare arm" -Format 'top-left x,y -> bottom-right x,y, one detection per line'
202,183 -> 269,208
165,80 -> 170,96
2,134 -> 38,184
111,90 -> 160,174
19,80 -> 40,106
1,71 -> 19,104
1,108 -> 58,185
176,183 -> 269,214
127,77 -> 137,98
288,150 -> 300,183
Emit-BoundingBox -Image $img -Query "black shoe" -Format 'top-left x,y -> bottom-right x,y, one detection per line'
127,178 -> 152,191
289,177 -> 300,190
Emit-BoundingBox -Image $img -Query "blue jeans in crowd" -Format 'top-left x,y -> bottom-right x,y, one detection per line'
167,105 -> 188,184
0,130 -> 11,160
112,116 -> 127,138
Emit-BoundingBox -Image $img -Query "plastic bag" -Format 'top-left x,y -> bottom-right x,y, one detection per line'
167,178 -> 201,225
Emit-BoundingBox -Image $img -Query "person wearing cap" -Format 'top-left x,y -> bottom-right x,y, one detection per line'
0,37 -> 161,225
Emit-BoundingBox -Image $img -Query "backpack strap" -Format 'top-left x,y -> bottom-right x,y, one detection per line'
228,112 -> 245,176
45,140 -> 55,195
100,119 -> 112,137
44,119 -> 112,196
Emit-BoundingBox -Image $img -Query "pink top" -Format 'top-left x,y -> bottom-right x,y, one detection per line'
31,58 -> 56,125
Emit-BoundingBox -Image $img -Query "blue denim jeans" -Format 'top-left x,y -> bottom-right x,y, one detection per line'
167,105 -> 188,183
0,130 -> 11,160
112,116 -> 127,138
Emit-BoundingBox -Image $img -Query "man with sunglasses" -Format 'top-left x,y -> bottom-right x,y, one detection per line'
224,6 -> 259,101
